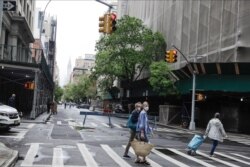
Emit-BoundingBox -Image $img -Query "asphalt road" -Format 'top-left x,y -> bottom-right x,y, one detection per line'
1,105 -> 250,167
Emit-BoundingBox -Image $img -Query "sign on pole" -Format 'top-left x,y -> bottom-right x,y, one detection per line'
3,0 -> 16,11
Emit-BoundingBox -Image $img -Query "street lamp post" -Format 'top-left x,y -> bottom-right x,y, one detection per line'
39,0 -> 52,39
172,45 -> 196,130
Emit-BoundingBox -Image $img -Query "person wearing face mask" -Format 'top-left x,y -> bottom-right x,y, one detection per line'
123,102 -> 142,159
136,101 -> 151,165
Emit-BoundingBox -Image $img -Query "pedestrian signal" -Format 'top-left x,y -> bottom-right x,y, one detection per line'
24,82 -> 35,90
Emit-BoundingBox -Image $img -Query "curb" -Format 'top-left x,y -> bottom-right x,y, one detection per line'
2,150 -> 18,167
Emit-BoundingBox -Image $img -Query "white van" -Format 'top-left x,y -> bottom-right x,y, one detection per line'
0,103 -> 20,130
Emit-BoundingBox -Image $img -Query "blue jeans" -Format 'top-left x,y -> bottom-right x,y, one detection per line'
210,140 -> 218,155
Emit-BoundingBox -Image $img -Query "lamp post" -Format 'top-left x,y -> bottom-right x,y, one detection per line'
39,0 -> 52,39
172,45 -> 196,130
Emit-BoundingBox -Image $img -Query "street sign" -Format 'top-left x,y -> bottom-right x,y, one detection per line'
3,0 -> 16,11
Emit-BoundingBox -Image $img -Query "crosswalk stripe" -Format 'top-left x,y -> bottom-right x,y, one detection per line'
215,152 -> 250,165
77,143 -> 98,167
113,124 -> 122,128
196,151 -> 240,167
122,145 -> 162,167
231,153 -> 250,160
52,148 -> 64,167
101,123 -> 110,127
27,124 -> 35,129
151,149 -> 190,167
168,148 -> 216,167
57,121 -> 62,125
101,144 -> 132,167
21,143 -> 40,166
91,123 -> 98,127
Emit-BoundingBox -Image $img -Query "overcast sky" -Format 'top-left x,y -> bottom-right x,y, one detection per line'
35,0 -> 109,86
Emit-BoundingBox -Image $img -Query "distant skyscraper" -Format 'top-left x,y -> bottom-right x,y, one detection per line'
66,58 -> 72,84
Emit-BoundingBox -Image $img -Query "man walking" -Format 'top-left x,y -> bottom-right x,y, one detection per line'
8,94 -> 16,108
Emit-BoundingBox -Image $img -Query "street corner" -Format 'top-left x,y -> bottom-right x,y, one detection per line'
0,142 -> 18,167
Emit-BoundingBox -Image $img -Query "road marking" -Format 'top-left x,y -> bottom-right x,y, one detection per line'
101,144 -> 132,167
21,143 -> 40,166
91,123 -> 98,127
52,148 -> 64,167
77,143 -> 98,167
168,148 -> 216,167
113,123 -> 122,128
151,149 -> 190,167
101,123 -> 110,127
231,153 -> 250,160
57,121 -> 62,125
122,145 -> 162,167
27,123 -> 35,129
197,151 -> 240,167
215,152 -> 250,165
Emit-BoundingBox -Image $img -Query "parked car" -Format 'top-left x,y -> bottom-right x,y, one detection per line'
76,103 -> 90,109
0,103 -> 20,130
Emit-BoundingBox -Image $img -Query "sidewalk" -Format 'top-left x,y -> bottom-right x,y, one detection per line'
21,112 -> 52,124
0,112 -> 51,167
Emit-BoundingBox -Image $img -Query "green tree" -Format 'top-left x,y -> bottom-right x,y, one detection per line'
149,61 -> 177,96
54,84 -> 63,102
63,76 -> 97,103
93,15 -> 166,94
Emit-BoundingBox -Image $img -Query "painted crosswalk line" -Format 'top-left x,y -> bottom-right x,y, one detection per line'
122,145 -> 162,167
168,148 -> 216,167
215,151 -> 250,165
21,143 -> 40,166
151,149 -> 190,167
101,144 -> 132,167
196,150 -> 240,167
20,142 -> 250,167
77,143 -> 98,167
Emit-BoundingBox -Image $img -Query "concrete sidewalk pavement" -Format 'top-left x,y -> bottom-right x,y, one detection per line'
0,112 -> 51,167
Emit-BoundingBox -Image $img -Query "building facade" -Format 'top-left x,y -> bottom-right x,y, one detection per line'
0,0 -> 55,119
118,0 -> 250,133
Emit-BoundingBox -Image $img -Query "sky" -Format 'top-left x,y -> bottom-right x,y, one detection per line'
35,0 -> 109,87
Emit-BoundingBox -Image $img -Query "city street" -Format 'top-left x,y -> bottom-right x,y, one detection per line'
0,105 -> 250,167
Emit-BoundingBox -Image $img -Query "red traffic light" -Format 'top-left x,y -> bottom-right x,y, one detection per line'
111,13 -> 117,20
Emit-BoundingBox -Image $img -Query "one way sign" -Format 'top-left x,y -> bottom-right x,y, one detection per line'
3,1 -> 16,11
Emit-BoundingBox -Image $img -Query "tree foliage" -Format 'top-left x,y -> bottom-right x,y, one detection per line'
149,61 -> 177,96
92,15 -> 166,92
54,84 -> 63,102
63,76 -> 96,102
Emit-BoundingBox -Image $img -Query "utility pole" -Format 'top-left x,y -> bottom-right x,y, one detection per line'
172,45 -> 196,130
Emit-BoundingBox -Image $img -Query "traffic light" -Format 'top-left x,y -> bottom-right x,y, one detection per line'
99,15 -> 105,33
196,93 -> 205,101
99,14 -> 109,33
172,50 -> 177,63
24,82 -> 35,90
165,49 -> 178,63
110,13 -> 117,32
106,13 -> 117,34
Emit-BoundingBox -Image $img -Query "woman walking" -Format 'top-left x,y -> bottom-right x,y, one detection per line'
136,101 -> 151,165
204,112 -> 227,157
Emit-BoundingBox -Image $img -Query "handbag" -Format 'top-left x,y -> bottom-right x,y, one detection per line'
126,115 -> 137,131
131,139 -> 154,157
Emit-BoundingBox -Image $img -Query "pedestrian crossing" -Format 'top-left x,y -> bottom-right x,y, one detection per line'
50,119 -> 250,147
19,143 -> 250,167
0,123 -> 34,140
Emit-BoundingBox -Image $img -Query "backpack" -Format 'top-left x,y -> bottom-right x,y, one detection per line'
126,111 -> 138,131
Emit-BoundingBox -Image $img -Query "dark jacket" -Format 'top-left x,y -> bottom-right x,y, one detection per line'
8,97 -> 15,108
131,109 -> 140,123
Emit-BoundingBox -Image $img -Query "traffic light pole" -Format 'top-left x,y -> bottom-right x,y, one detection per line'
172,45 -> 196,130
96,0 -> 113,12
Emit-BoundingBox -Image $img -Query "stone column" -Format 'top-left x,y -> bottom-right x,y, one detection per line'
0,26 -> 6,59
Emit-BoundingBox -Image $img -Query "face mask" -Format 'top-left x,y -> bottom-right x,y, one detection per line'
144,107 -> 149,111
